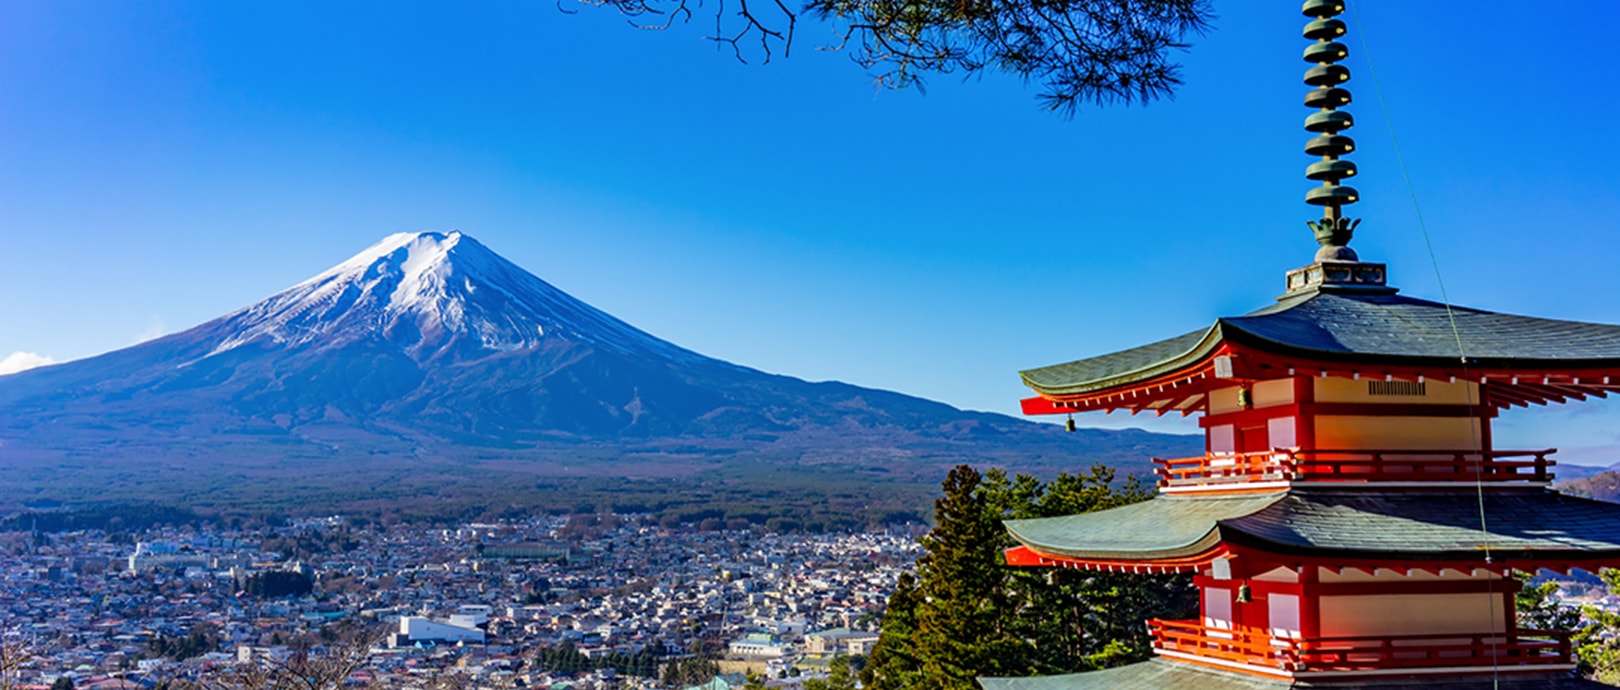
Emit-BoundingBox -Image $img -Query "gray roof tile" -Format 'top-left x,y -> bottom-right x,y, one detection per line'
1005,490 -> 1620,562
1021,290 -> 1620,396
1003,494 -> 1283,561
1224,490 -> 1620,559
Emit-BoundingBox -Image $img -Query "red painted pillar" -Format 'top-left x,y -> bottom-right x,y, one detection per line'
1299,565 -> 1320,641
1293,376 -> 1316,452
1503,587 -> 1518,643
1230,558 -> 1248,633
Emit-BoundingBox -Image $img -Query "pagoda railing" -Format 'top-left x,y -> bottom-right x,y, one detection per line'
1153,448 -> 1555,490
1149,619 -> 1573,674
1299,628 -> 1572,671
1151,619 -> 1301,671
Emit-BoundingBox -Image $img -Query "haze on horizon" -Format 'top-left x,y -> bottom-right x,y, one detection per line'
3,2 -> 1618,462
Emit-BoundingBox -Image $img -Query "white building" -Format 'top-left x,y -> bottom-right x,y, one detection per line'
729,633 -> 793,658
389,616 -> 486,647
127,542 -> 208,573
804,628 -> 879,655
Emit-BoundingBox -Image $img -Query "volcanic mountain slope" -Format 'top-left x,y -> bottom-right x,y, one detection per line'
0,232 -> 1196,479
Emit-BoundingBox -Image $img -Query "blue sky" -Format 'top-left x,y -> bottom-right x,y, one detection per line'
2,2 -> 1618,462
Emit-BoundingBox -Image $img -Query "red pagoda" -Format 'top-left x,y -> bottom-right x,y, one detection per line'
980,2 -> 1620,689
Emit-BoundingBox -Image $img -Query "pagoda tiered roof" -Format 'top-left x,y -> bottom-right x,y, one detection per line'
1020,289 -> 1620,414
983,0 -> 1620,684
1003,490 -> 1620,572
980,659 -> 1607,690
1003,494 -> 1274,564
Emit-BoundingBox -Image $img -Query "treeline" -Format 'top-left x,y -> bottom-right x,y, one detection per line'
661,657 -> 720,688
145,624 -> 219,661
5,463 -> 938,534
534,641 -> 661,677
862,465 -> 1197,690
316,467 -> 935,533
520,469 -> 932,533
802,656 -> 859,690
0,504 -> 200,533
240,570 -> 314,598
261,528 -> 361,559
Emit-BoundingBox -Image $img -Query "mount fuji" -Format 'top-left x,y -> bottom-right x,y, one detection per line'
0,232 -> 1195,506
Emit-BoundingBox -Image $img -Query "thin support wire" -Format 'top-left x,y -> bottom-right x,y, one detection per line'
1347,2 -> 1500,686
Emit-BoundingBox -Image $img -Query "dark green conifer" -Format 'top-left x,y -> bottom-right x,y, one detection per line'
913,465 -> 1024,689
862,572 -> 920,690
865,463 -> 1196,687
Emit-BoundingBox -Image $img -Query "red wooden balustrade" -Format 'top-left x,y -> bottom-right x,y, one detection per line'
1149,619 -> 1572,673
1151,619 -> 1302,671
1152,449 -> 1555,488
1299,629 -> 1572,670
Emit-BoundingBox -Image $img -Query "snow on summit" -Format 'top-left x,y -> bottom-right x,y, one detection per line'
205,231 -> 700,362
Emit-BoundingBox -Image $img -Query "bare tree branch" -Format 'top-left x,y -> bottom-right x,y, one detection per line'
0,635 -> 34,690
179,627 -> 383,690
579,0 -> 1211,115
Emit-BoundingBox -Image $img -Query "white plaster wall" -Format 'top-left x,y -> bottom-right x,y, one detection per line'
1314,377 -> 1478,405
1267,416 -> 1296,449
1253,379 -> 1295,408
1209,425 -> 1235,454
1204,587 -> 1232,630
1319,593 -> 1505,637
1209,386 -> 1243,415
1269,594 -> 1301,638
1314,416 -> 1482,451
1253,566 -> 1299,583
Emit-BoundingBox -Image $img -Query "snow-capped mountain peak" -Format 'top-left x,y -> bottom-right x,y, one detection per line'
204,231 -> 700,362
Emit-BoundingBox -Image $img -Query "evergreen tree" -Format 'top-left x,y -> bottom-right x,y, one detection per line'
817,656 -> 856,690
861,572 -> 920,690
242,570 -> 314,598
1577,569 -> 1620,682
1517,572 -> 1580,633
145,624 -> 221,661
865,464 -> 1196,688
1000,466 -> 1191,673
661,657 -> 719,688
912,465 -> 1028,689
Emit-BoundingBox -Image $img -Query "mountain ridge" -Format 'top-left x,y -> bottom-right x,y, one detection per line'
0,232 -> 1200,513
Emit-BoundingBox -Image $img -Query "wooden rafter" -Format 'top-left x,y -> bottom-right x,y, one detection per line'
1484,385 -> 1538,408
1514,382 -> 1574,404
1545,382 -> 1598,400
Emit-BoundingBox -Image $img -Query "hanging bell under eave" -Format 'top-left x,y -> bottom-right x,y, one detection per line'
1236,582 -> 1253,603
1065,415 -> 1077,433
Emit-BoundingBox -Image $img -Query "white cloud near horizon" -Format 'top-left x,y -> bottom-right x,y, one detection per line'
133,317 -> 168,344
0,351 -> 55,375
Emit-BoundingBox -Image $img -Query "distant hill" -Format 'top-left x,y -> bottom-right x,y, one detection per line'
1559,467 -> 1620,502
0,232 -> 1198,518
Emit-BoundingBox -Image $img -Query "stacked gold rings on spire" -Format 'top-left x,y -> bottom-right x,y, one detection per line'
1302,0 -> 1358,218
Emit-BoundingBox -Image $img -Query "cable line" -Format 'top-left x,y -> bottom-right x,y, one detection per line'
1346,2 -> 1500,685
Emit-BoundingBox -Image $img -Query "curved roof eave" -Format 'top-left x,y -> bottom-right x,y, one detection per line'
1217,321 -> 1620,371
1017,290 -> 1620,398
1017,325 -> 1226,398
1215,490 -> 1620,562
1002,494 -> 1285,562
